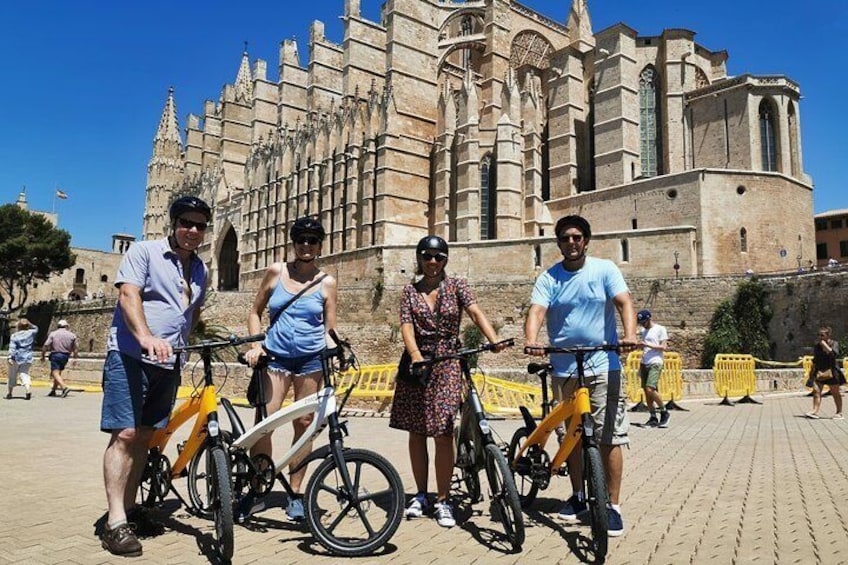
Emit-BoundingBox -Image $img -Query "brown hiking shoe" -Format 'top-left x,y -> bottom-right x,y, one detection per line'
101,523 -> 142,557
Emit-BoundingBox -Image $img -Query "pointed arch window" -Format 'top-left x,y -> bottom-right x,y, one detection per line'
759,99 -> 778,172
787,101 -> 799,176
480,153 -> 496,240
740,227 -> 748,253
639,66 -> 662,177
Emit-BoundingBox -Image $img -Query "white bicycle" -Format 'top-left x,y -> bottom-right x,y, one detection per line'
190,332 -> 404,557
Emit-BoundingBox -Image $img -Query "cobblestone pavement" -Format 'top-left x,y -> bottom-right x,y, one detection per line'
1,388 -> 847,564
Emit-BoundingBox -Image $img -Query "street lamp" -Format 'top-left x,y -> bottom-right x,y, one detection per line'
673,250 -> 680,279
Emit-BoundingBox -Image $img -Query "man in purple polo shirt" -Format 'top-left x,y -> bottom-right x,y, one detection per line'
42,319 -> 78,397
99,196 -> 210,558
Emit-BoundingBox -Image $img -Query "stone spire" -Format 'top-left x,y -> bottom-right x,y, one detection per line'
15,186 -> 27,210
154,86 -> 181,152
566,0 -> 595,52
234,46 -> 253,102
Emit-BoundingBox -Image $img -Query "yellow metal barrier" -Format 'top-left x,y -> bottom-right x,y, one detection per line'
335,364 -> 398,400
472,372 -> 544,418
713,353 -> 761,405
624,351 -> 685,410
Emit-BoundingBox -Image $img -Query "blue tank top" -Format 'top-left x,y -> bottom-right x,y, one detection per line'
263,277 -> 326,358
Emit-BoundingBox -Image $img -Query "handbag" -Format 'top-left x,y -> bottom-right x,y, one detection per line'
246,366 -> 264,407
815,368 -> 833,382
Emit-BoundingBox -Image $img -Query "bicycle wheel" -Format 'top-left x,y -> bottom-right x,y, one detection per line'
208,445 -> 235,562
584,444 -> 609,559
456,434 -> 481,503
305,448 -> 403,556
187,431 -> 232,518
187,441 -> 214,518
507,427 -> 539,508
483,444 -> 525,551
139,450 -> 171,508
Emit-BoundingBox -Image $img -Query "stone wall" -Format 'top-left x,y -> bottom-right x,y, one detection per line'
27,268 -> 848,372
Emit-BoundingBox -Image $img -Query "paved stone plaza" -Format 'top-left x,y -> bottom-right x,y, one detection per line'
1,388 -> 846,564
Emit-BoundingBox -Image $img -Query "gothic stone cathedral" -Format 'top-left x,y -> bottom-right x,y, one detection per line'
143,0 -> 813,292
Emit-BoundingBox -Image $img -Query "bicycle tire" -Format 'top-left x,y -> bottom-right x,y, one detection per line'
507,427 -> 539,508
187,441 -> 213,518
483,443 -> 525,551
584,444 -> 609,559
187,430 -> 233,518
458,437 -> 482,503
209,445 -> 235,562
305,448 -> 403,556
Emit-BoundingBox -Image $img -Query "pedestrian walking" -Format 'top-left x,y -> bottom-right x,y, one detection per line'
42,319 -> 78,397
6,318 -> 38,400
637,310 -> 670,428
805,326 -> 844,420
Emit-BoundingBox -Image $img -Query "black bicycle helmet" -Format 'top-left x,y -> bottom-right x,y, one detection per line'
416,235 -> 449,256
555,215 -> 592,240
169,196 -> 212,221
637,310 -> 652,323
290,216 -> 326,241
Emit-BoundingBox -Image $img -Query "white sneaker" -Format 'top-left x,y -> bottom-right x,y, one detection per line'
404,495 -> 429,519
434,501 -> 455,528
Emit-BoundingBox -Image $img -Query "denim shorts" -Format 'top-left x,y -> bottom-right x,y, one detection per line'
267,352 -> 323,377
100,351 -> 179,432
49,352 -> 70,371
551,370 -> 629,446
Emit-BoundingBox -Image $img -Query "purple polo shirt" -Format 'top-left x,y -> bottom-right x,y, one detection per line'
107,238 -> 208,368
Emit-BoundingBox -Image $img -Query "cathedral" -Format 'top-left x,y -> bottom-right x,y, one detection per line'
144,0 -> 813,291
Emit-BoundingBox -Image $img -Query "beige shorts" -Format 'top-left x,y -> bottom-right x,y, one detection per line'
551,369 -> 629,446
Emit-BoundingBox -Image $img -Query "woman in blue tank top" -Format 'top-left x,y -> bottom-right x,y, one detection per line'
244,217 -> 338,521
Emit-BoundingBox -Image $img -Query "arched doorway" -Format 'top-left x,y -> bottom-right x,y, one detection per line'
217,227 -> 239,291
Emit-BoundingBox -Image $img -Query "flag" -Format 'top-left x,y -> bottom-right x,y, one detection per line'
56,189 -> 68,200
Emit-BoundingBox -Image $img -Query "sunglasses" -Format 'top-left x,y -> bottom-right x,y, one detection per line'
558,234 -> 584,243
295,236 -> 321,245
421,252 -> 448,262
177,217 -> 208,231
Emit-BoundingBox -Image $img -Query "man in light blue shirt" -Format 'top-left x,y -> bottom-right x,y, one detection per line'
525,215 -> 637,538
99,196 -> 210,557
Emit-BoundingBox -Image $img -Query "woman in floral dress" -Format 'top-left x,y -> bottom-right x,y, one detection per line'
389,235 -> 505,528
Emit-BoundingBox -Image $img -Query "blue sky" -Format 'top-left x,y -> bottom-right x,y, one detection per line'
1,0 -> 845,251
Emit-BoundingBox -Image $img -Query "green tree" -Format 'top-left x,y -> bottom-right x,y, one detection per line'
0,204 -> 75,314
701,279 -> 772,367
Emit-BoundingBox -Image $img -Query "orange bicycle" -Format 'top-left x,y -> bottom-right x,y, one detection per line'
138,333 -> 264,563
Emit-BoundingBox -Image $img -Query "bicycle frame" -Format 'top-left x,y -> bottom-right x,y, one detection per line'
512,346 -> 617,473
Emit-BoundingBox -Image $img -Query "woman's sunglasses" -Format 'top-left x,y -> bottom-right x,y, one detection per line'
420,252 -> 448,262
295,236 -> 321,245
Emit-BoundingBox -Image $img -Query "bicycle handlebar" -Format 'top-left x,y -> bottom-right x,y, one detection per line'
524,343 -> 621,356
527,362 -> 552,375
236,329 -> 355,371
173,333 -> 266,354
412,338 -> 514,369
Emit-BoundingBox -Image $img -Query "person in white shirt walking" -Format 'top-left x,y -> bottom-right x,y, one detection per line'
637,310 -> 669,428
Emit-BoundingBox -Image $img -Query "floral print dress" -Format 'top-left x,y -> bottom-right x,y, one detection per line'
389,276 -> 476,437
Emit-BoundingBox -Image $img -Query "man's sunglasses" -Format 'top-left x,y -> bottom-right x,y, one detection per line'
177,217 -> 208,231
295,236 -> 321,245
557,234 -> 584,243
420,252 -> 448,262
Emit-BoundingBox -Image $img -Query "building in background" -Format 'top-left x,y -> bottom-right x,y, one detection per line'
144,0 -> 814,289
814,210 -> 848,269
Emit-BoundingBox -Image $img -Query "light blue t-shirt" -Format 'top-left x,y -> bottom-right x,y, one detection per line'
530,257 -> 629,377
9,328 -> 39,364
107,238 -> 207,368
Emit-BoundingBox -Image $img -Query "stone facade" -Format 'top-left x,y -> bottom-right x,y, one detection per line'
142,0 -> 813,291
